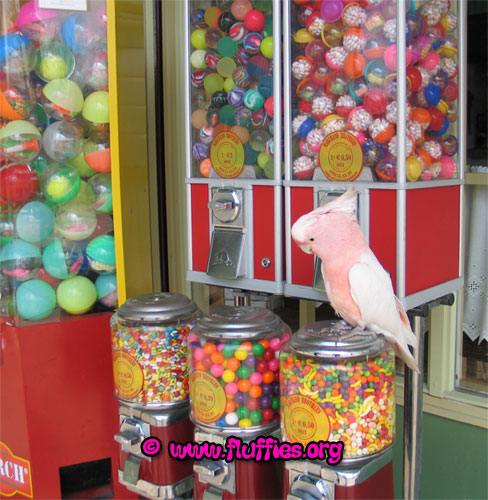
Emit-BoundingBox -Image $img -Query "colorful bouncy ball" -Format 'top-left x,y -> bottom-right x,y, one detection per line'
0,120 -> 41,163
86,235 -> 115,274
95,272 -> 117,308
0,163 -> 38,204
42,239 -> 84,280
15,201 -> 54,243
54,200 -> 97,241
57,275 -> 97,314
40,163 -> 81,204
16,279 -> 56,320
34,42 -> 75,82
0,239 -> 41,280
42,121 -> 84,162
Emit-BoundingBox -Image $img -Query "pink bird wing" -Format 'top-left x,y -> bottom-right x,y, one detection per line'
348,251 -> 419,372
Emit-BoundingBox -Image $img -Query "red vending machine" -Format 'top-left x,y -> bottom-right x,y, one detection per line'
0,1 -> 131,498
189,306 -> 291,499
284,0 -> 465,311
111,293 -> 200,499
185,0 -> 284,295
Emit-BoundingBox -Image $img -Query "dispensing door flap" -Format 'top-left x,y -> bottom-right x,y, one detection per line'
122,456 -> 141,486
207,229 -> 244,279
313,256 -> 325,292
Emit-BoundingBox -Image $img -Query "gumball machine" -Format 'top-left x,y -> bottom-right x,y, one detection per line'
281,321 -> 395,500
111,293 -> 200,499
185,0 -> 284,294
189,306 -> 291,500
284,0 -> 465,311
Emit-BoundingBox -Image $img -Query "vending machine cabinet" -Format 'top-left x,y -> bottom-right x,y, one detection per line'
284,448 -> 394,500
185,0 -> 284,294
116,404 -> 194,500
283,0 -> 465,309
193,426 -> 283,500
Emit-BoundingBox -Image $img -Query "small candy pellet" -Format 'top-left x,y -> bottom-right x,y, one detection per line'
280,349 -> 396,458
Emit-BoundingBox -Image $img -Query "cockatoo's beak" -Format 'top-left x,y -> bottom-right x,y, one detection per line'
299,244 -> 313,254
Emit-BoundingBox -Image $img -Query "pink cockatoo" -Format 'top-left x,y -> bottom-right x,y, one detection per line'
291,188 -> 419,372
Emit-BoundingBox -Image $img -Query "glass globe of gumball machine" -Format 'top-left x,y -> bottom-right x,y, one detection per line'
282,321 -> 395,500
189,306 -> 291,500
111,293 -> 200,499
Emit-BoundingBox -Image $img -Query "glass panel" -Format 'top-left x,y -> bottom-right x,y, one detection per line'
0,0 -> 116,325
288,0 -> 460,183
459,1 -> 487,395
189,0 -> 277,180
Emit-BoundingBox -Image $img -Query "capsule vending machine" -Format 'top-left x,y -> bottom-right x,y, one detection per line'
189,306 -> 291,499
185,0 -> 283,295
284,0 -> 464,309
111,293 -> 200,499
282,0 -> 465,497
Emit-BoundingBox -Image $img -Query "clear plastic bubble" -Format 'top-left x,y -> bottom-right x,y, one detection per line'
54,200 -> 97,241
34,42 -> 75,82
0,239 -> 41,280
42,238 -> 84,279
42,121 -> 83,162
88,173 -> 112,213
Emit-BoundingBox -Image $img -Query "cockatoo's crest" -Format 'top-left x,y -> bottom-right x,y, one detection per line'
291,188 -> 358,254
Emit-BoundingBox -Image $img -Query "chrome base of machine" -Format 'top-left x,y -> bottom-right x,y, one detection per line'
118,467 -> 193,500
286,446 -> 393,500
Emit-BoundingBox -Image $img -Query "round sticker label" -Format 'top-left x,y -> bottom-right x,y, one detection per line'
284,394 -> 331,446
319,131 -> 364,181
190,370 -> 226,423
210,131 -> 245,178
113,351 -> 144,399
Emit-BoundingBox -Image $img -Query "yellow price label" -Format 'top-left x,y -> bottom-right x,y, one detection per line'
284,394 -> 331,446
190,370 -> 226,424
210,131 -> 245,179
319,131 -> 363,182
113,350 -> 144,399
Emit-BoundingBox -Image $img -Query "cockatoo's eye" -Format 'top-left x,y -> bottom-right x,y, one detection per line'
309,237 -> 314,242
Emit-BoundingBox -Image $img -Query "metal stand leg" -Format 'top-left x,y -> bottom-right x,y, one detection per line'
403,315 -> 424,500
403,294 -> 455,500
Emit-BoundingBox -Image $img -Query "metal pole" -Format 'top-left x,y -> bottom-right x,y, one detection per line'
403,294 -> 454,499
403,315 -> 424,500
234,290 -> 250,307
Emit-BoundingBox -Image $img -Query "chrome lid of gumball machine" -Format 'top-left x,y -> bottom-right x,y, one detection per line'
289,320 -> 386,360
116,292 -> 199,323
192,305 -> 287,340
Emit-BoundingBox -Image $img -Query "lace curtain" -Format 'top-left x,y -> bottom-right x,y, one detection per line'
463,185 -> 488,344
